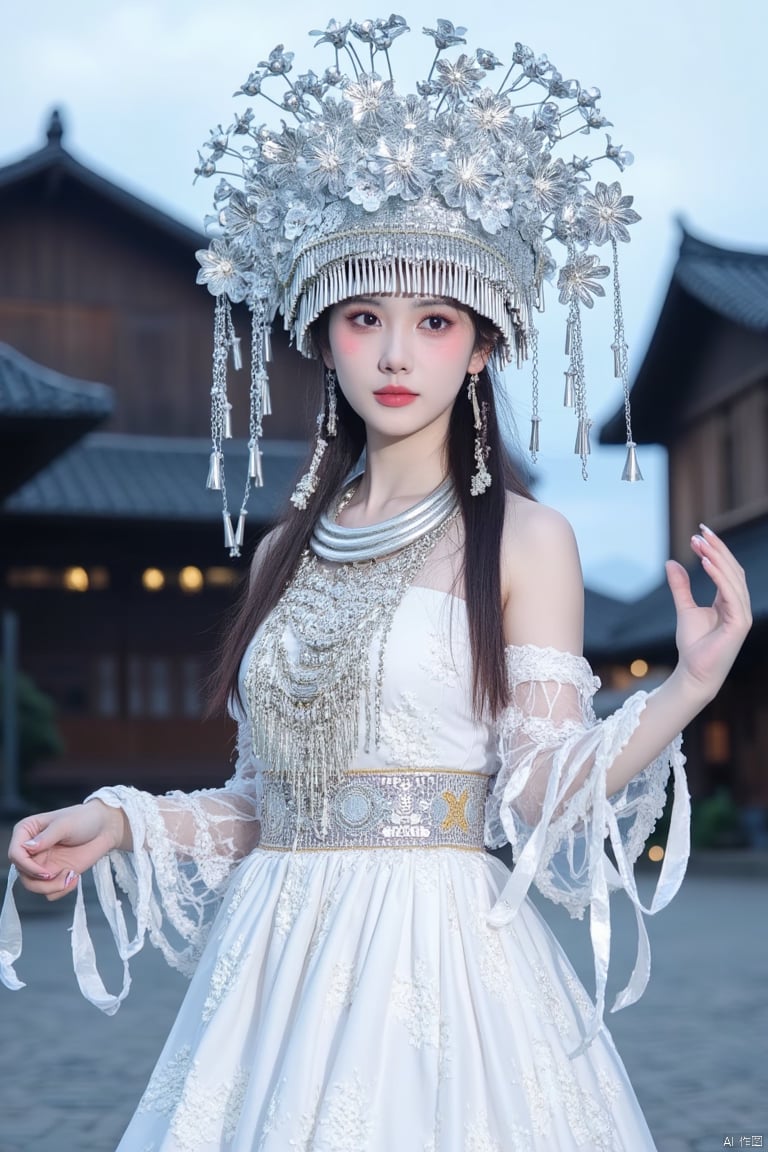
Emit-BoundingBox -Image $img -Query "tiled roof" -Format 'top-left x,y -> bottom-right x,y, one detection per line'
0,342 -> 113,420
0,111 -> 204,252
3,433 -> 307,524
674,229 -> 768,331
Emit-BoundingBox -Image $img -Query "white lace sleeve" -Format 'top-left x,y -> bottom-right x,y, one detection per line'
485,643 -> 690,1053
0,713 -> 263,1016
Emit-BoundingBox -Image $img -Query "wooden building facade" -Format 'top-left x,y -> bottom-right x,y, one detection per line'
597,227 -> 768,832
0,114 -> 312,799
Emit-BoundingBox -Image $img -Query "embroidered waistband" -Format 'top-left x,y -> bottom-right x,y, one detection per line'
259,768 -> 489,852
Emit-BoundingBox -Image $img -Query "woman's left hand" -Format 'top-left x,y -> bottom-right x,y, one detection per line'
666,524 -> 752,702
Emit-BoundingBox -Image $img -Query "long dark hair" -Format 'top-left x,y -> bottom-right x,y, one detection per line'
208,310 -> 534,722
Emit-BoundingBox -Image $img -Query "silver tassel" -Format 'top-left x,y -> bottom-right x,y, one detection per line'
621,441 -> 643,482
223,401 -> 233,440
263,323 -> 272,363
574,418 -> 591,458
223,513 -> 236,551
234,511 -> 247,547
261,378 -> 272,417
231,336 -> 243,372
563,371 -> 575,408
565,320 -> 573,356
206,450 -> 223,491
528,416 -> 541,454
248,442 -> 264,486
611,341 -> 623,379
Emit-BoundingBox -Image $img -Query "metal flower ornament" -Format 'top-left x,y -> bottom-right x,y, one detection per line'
195,15 -> 642,556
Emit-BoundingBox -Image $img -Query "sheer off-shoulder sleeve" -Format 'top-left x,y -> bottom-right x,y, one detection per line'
485,644 -> 690,1053
0,712 -> 263,1015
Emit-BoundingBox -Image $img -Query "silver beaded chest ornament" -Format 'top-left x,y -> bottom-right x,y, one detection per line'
196,16 -> 643,557
244,477 -> 458,827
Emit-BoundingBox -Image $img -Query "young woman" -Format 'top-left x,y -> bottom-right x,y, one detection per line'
2,18 -> 752,1151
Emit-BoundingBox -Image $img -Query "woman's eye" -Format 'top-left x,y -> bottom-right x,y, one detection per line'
349,311 -> 379,327
420,315 -> 450,332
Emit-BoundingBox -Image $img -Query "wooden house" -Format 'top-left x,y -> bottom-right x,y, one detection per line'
0,113 -> 312,798
597,227 -> 768,828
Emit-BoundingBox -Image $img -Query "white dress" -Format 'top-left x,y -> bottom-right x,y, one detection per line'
0,583 -> 690,1152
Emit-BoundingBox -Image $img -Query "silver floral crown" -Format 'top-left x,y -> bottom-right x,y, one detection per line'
195,16 -> 642,556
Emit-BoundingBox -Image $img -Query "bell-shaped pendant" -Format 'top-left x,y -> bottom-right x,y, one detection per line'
574,418 -> 591,458
563,371 -> 575,408
565,319 -> 573,356
223,513 -> 236,551
621,441 -> 643,482
223,401 -> 233,440
261,378 -> 272,418
248,443 -> 264,486
234,511 -> 247,548
206,450 -> 223,491
528,416 -> 541,454
231,336 -> 243,372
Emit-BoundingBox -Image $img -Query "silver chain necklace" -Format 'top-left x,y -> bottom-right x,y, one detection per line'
311,474 -> 458,563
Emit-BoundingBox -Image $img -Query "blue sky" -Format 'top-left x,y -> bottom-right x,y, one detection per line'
2,1 -> 764,598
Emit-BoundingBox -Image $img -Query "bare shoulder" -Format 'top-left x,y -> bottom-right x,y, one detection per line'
500,491 -> 584,650
501,492 -> 580,577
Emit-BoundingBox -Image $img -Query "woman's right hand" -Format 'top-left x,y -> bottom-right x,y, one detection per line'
7,800 -> 129,901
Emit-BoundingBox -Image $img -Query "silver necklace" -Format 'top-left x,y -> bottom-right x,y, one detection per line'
246,478 -> 459,828
311,474 -> 458,563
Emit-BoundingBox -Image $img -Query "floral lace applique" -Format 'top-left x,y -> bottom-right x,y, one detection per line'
464,1109 -> 530,1152
257,1079 -> 286,1150
274,857 -> 310,937
324,961 -> 358,1012
391,959 -> 440,1048
138,1046 -> 249,1150
523,963 -> 576,1040
223,862 -> 259,927
379,690 -> 441,766
523,1039 -> 615,1151
418,629 -> 462,686
464,892 -> 515,1003
314,1071 -> 374,1151
202,933 -> 246,1022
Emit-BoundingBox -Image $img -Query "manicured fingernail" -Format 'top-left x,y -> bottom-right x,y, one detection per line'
692,534 -> 706,547
699,523 -> 713,535
64,870 -> 77,887
24,837 -> 39,848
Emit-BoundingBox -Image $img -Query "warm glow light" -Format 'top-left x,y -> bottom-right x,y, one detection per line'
63,566 -> 89,592
630,659 -> 649,678
205,566 -> 239,588
648,845 -> 665,863
142,567 -> 166,592
179,566 -> 204,593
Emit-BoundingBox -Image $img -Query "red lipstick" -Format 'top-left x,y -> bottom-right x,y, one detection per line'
374,385 -> 418,407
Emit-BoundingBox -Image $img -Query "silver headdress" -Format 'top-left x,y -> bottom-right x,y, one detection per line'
195,16 -> 642,555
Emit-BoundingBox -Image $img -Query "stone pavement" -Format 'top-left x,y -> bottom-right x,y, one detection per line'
0,870 -> 765,1152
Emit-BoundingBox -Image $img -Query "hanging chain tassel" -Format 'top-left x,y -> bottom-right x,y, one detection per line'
234,510 -> 247,548
326,367 -> 338,437
566,283 -> 590,481
231,335 -> 243,372
468,372 -> 492,495
528,326 -> 541,463
223,512 -> 237,555
563,370 -> 575,408
612,237 -> 642,483
291,416 -> 328,510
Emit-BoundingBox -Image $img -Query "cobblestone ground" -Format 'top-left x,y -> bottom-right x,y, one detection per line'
0,872 -> 765,1152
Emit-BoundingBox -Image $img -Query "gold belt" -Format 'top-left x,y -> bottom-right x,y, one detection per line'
259,768 -> 489,853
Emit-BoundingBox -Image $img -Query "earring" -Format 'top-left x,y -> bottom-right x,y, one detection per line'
290,368 -> 338,510
468,372 -> 492,496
